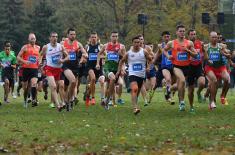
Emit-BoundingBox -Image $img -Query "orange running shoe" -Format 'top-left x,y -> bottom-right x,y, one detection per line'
91,98 -> 96,105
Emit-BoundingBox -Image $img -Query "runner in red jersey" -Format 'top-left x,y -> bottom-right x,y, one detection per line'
163,25 -> 197,112
187,29 -> 206,112
17,33 -> 40,108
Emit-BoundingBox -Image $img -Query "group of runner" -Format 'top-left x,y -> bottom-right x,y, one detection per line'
0,25 -> 233,115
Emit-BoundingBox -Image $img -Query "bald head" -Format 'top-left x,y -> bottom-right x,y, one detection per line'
210,31 -> 218,44
28,33 -> 36,45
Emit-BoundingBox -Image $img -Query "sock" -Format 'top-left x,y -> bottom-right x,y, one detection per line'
31,87 -> 37,101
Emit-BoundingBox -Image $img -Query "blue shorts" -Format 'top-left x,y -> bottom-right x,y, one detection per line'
146,67 -> 156,79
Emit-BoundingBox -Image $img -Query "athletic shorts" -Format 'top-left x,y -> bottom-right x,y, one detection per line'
173,65 -> 190,77
129,75 -> 144,90
1,73 -> 14,86
204,65 -> 227,79
161,67 -> 174,76
187,64 -> 204,86
146,67 -> 156,79
86,66 -> 104,80
155,69 -> 164,87
22,68 -> 38,82
45,65 -> 63,81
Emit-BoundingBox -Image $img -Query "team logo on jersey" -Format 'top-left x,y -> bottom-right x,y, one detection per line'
130,54 -> 135,57
95,49 -> 98,53
49,48 -> 53,51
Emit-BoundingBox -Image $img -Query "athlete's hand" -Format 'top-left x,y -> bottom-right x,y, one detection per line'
146,67 -> 150,73
23,60 -> 31,65
58,59 -> 64,64
96,64 -> 100,70
207,60 -> 213,65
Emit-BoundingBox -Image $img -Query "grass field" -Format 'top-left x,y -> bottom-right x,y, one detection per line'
0,85 -> 235,154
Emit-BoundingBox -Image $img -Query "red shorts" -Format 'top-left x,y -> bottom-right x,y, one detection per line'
205,65 -> 227,79
45,66 -> 62,81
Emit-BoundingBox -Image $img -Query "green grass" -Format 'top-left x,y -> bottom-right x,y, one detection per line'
0,85 -> 235,154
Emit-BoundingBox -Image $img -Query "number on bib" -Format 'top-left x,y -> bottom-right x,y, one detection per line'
69,52 -> 76,61
89,53 -> 97,61
209,53 -> 220,61
132,63 -> 143,71
29,56 -> 37,63
177,52 -> 188,61
107,53 -> 119,61
51,54 -> 61,64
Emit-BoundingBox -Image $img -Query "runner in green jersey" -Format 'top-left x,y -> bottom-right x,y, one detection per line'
0,42 -> 17,103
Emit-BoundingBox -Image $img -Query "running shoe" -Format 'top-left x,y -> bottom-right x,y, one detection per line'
179,102 -> 185,111
12,93 -> 17,99
117,98 -> 125,105
44,93 -> 48,100
49,103 -> 55,108
32,100 -> 38,107
91,98 -> 96,105
209,101 -> 216,110
133,108 -> 140,115
108,100 -> 113,106
189,107 -> 195,114
221,97 -> 229,105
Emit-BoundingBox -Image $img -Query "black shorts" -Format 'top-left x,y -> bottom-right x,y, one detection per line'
155,69 -> 164,87
86,66 -> 104,79
129,75 -> 144,90
1,73 -> 14,86
161,67 -> 174,76
173,65 -> 190,77
22,68 -> 38,82
187,64 -> 204,86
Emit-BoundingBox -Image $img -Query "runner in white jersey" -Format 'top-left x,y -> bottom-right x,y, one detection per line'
117,36 -> 151,115
40,32 -> 69,111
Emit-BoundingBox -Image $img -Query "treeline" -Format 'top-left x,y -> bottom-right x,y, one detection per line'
0,0 -> 218,53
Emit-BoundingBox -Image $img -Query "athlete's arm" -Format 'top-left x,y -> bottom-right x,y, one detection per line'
119,44 -> 126,57
117,53 -> 128,75
17,45 -> 30,65
78,42 -> 88,64
144,49 -> 152,72
39,45 -> 47,65
220,43 -> 231,59
96,44 -> 106,70
163,41 -> 173,60
60,46 -> 69,63
154,44 -> 163,63
186,41 -> 198,58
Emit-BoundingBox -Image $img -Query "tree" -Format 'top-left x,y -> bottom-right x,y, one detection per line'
29,0 -> 61,46
0,0 -> 28,53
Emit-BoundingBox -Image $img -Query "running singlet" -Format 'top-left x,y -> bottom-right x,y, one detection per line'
104,42 -> 121,72
63,38 -> 81,67
22,44 -> 40,69
191,40 -> 203,66
207,43 -> 225,68
87,43 -> 101,68
0,51 -> 16,75
128,48 -> 146,78
171,39 -> 190,66
161,42 -> 173,69
46,43 -> 63,68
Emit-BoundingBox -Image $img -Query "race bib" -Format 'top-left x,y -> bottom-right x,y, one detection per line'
107,52 -> 119,61
69,52 -> 76,61
177,52 -> 188,61
51,54 -> 61,64
29,56 -> 37,64
132,63 -> 143,71
209,53 -> 220,61
89,53 -> 97,61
